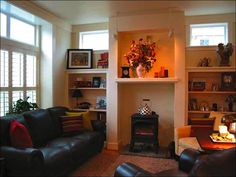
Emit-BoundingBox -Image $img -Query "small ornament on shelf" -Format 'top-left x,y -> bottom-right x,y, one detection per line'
197,57 -> 211,67
217,43 -> 234,66
121,66 -> 130,78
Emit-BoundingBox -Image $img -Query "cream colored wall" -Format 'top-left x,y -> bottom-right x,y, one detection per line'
185,13 -> 236,68
108,11 -> 186,150
71,23 -> 109,48
53,27 -> 71,106
119,84 -> 174,146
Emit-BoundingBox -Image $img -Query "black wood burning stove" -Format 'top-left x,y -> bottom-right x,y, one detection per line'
129,112 -> 159,153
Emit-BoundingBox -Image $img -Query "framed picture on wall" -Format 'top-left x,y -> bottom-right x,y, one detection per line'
67,49 -> 93,69
92,77 -> 101,88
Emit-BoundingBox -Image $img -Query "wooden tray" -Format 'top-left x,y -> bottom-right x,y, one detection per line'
209,134 -> 236,143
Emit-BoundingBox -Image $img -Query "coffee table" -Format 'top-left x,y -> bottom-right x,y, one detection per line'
195,129 -> 236,152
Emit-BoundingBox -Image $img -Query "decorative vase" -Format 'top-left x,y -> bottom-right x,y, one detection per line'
136,63 -> 146,78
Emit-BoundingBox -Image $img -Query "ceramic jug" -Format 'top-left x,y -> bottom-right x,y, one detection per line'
139,99 -> 152,115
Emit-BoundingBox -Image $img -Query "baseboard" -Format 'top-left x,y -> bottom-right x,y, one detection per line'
106,142 -> 119,150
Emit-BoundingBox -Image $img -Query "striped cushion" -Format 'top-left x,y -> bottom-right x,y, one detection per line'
60,115 -> 84,136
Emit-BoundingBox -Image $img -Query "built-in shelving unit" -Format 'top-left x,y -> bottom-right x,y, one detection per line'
65,69 -> 107,113
186,46 -> 236,126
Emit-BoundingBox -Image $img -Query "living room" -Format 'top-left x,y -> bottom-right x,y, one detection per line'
0,1 -> 235,177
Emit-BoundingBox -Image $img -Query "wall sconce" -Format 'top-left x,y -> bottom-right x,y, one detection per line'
72,89 -> 83,108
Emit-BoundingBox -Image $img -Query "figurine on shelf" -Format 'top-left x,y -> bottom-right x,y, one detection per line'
217,43 -> 234,66
226,95 -> 236,112
198,57 -> 211,67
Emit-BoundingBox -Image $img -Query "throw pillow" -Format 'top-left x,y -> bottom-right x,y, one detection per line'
60,115 -> 84,136
10,120 -> 33,148
209,111 -> 225,131
66,111 -> 93,130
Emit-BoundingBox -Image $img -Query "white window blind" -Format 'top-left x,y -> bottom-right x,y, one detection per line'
0,50 -> 9,87
12,52 -> 24,87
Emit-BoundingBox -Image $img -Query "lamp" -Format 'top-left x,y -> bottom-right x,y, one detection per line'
72,89 -> 83,108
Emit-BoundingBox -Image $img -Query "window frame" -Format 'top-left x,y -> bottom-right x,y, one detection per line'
189,23 -> 228,47
79,30 -> 109,50
1,11 -> 37,46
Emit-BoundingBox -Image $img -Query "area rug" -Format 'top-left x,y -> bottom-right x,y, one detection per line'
120,144 -> 169,159
70,150 -> 178,177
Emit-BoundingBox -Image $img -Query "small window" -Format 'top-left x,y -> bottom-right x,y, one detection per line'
80,30 -> 109,50
190,23 -> 228,46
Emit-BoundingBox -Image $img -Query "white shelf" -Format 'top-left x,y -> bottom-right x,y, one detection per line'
186,67 -> 236,72
69,87 -> 106,90
66,68 -> 107,74
71,108 -> 106,112
189,91 -> 236,94
115,77 -> 179,83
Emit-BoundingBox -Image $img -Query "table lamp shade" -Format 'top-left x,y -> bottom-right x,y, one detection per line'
72,90 -> 83,98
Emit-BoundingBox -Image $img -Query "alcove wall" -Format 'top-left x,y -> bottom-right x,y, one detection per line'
107,11 -> 186,150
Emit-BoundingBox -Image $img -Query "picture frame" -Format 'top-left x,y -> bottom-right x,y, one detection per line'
189,98 -> 198,111
92,77 -> 101,88
67,49 -> 93,69
96,96 -> 106,109
190,79 -> 206,91
221,72 -> 236,91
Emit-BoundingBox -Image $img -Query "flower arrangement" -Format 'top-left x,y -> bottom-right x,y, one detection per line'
124,38 -> 157,72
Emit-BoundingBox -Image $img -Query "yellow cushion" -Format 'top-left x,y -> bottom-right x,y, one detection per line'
209,111 -> 225,131
66,111 -> 93,130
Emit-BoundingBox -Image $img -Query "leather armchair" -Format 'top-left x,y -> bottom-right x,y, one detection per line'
114,147 -> 236,177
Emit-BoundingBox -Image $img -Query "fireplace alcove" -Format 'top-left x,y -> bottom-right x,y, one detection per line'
106,11 -> 186,150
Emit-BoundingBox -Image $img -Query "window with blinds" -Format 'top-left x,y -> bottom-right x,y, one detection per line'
0,9 -> 39,116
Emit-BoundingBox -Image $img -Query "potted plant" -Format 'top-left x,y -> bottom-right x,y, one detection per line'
9,97 -> 38,114
225,95 -> 236,112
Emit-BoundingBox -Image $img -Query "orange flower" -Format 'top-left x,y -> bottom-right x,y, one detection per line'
124,38 -> 157,72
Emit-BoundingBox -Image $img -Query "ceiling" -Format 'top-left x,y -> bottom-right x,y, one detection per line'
34,0 -> 236,25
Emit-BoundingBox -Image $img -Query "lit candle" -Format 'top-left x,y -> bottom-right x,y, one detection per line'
160,66 -> 165,77
219,125 -> 228,137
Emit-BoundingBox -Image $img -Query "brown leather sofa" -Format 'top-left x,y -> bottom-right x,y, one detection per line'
0,106 -> 105,177
114,147 -> 236,177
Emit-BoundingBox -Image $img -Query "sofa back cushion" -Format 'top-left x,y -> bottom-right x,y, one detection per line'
23,109 -> 54,147
10,120 -> 33,148
189,147 -> 236,177
47,106 -> 69,138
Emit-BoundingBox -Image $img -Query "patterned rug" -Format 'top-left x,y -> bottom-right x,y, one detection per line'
70,149 -> 178,177
120,144 -> 170,158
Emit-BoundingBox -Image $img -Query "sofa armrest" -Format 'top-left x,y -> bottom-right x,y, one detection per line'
1,146 -> 44,175
179,148 -> 201,173
114,162 -> 153,177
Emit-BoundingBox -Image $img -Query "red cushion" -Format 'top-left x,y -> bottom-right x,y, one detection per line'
10,120 -> 33,148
